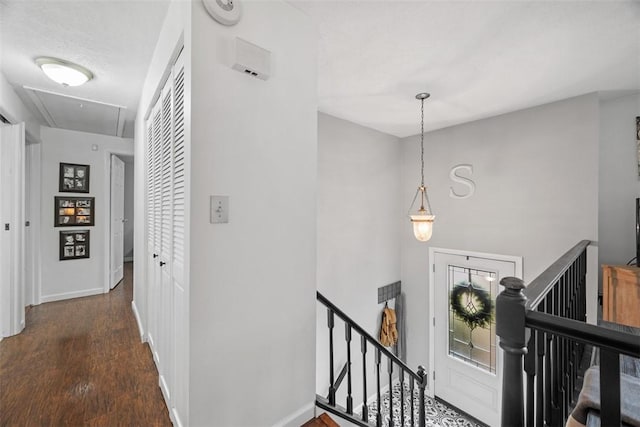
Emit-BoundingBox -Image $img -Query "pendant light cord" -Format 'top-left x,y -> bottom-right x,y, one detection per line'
420,98 -> 425,187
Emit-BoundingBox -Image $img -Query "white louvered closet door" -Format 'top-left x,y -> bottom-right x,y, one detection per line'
146,102 -> 162,361
157,75 -> 174,404
143,49 -> 187,426
171,51 -> 187,425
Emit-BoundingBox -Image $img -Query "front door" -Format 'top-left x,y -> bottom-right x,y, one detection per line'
430,248 -> 522,426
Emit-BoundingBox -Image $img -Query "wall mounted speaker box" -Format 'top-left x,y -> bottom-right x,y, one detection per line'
232,37 -> 270,81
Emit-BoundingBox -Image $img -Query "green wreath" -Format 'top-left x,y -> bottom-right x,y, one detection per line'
450,283 -> 493,330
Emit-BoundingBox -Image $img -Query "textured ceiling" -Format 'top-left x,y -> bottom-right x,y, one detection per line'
1,1 -> 638,139
0,0 -> 170,137
290,0 -> 640,137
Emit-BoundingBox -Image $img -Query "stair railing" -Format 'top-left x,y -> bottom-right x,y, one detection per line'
496,240 -> 640,426
316,291 -> 428,427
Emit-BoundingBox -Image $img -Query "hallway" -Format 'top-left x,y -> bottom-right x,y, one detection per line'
0,263 -> 172,426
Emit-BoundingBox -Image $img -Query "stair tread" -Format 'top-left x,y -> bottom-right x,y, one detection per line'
301,413 -> 339,427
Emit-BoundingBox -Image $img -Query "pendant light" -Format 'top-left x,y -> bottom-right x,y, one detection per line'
408,92 -> 435,242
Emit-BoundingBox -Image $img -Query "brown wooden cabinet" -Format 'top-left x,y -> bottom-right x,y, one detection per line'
602,264 -> 640,327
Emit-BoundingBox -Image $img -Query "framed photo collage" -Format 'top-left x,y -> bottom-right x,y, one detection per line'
56,163 -> 93,261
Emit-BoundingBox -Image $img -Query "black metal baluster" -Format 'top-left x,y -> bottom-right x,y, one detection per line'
410,378 -> 415,427
568,266 -> 577,402
544,296 -> 553,427
552,285 -> 562,424
536,303 -> 545,427
561,274 -> 569,421
579,251 -> 586,321
328,308 -> 336,406
376,348 -> 382,427
400,369 -> 405,427
558,273 -> 567,420
388,358 -> 394,427
524,333 -> 536,427
345,324 -> 353,414
362,336 -> 368,423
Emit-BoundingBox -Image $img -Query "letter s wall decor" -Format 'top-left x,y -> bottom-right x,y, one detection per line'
449,164 -> 476,199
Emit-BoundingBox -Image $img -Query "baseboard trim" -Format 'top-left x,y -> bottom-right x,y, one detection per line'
40,287 -> 103,303
131,300 -> 146,341
271,401 -> 314,427
171,408 -> 184,427
159,374 -> 171,408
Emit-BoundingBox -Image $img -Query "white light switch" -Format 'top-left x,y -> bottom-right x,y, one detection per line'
210,196 -> 229,224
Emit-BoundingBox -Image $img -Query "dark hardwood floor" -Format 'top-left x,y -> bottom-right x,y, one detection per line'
0,263 -> 172,426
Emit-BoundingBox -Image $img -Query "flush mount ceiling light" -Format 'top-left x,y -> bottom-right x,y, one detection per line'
408,92 -> 435,242
35,57 -> 93,87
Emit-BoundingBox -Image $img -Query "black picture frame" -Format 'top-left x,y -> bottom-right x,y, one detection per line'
59,230 -> 90,260
59,163 -> 90,193
54,196 -> 95,227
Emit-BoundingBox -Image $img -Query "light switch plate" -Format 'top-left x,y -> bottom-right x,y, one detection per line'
210,196 -> 229,224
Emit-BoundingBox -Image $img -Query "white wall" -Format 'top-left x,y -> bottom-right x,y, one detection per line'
39,126 -> 133,302
123,160 -> 134,261
316,113 -> 401,405
598,92 -> 640,272
400,94 -> 600,371
0,72 -> 41,143
188,1 -> 317,424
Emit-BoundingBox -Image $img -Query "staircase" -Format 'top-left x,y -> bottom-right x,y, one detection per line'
316,291 -> 428,427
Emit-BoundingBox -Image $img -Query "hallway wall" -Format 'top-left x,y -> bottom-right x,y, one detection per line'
0,72 -> 41,143
39,126 -> 133,302
316,112 -> 401,404
188,1 -> 318,424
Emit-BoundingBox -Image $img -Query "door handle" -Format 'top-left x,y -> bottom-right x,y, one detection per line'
153,253 -> 158,258
159,261 -> 166,267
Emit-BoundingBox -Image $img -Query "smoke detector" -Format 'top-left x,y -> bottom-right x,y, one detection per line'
202,0 -> 242,26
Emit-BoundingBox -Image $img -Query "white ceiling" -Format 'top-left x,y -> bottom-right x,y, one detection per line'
0,0 -> 170,138
0,1 -> 638,139
291,0 -> 640,137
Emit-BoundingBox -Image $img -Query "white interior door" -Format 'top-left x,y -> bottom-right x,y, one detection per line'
430,248 -> 521,426
158,77 -> 174,404
110,154 -> 125,289
0,122 -> 25,338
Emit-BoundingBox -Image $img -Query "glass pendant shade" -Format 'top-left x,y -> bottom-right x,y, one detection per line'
409,185 -> 435,241
411,210 -> 435,242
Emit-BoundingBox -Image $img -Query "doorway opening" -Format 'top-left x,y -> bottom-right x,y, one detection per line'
105,152 -> 134,292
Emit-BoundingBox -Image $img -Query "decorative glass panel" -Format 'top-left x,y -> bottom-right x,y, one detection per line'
447,265 -> 497,374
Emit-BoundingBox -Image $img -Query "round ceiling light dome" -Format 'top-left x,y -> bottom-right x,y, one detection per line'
35,57 -> 93,87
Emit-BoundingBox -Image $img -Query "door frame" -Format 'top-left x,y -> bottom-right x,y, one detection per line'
427,247 -> 523,399
102,150 -> 134,293
25,142 -> 42,306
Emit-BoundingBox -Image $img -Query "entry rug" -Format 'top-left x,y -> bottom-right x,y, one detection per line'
360,381 -> 485,427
